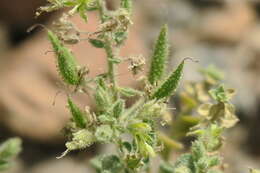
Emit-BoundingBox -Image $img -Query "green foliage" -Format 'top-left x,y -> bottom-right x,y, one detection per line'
209,85 -> 235,103
250,168 -> 260,173
121,0 -> 133,14
37,0 -> 244,172
36,0 -> 97,20
199,65 -> 224,85
117,87 -> 142,97
160,125 -> 223,173
91,155 -> 124,173
89,39 -> 105,48
0,138 -> 22,171
148,24 -> 169,85
95,125 -> 113,143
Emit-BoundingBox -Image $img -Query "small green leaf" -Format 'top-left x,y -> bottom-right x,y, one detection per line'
67,97 -> 87,128
148,24 -> 169,85
151,59 -> 185,100
121,141 -> 132,152
79,7 -> 88,22
118,87 -> 142,97
101,155 -> 124,172
95,84 -> 112,112
199,65 -> 224,82
159,161 -> 174,173
48,31 -> 80,85
95,125 -> 113,143
112,99 -> 125,118
129,122 -> 152,133
121,0 -> 133,14
114,32 -> 127,45
209,85 -> 235,102
0,138 -> 22,161
89,39 -> 105,48
0,138 -> 22,171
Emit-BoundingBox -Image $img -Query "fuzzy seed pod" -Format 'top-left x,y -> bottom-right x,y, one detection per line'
48,30 -> 80,85
67,98 -> 87,128
148,24 -> 169,85
151,60 -> 185,100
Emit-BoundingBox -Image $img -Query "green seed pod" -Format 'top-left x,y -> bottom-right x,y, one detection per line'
148,24 -> 169,85
67,98 -> 87,128
48,30 -> 80,85
151,59 -> 185,100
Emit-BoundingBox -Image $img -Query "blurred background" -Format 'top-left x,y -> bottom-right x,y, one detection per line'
0,0 -> 260,172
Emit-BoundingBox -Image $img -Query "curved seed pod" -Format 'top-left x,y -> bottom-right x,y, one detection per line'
67,98 -> 87,128
48,30 -> 80,85
148,24 -> 169,85
151,59 -> 185,100
121,0 -> 133,14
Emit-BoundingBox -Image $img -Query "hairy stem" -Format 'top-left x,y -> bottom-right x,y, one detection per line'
97,0 -> 119,98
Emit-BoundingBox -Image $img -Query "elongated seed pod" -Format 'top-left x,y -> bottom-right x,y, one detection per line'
151,60 -> 185,100
48,31 -> 80,85
148,24 -> 169,85
67,98 -> 87,128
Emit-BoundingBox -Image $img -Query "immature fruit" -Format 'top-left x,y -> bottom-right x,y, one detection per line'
48,30 -> 80,85
148,24 -> 169,85
151,60 -> 185,100
67,98 -> 87,128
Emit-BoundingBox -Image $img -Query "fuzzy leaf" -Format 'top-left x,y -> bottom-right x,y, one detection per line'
112,99 -> 125,118
159,161 -> 174,173
89,39 -> 105,48
67,98 -> 87,128
114,32 -> 127,45
209,85 -> 235,103
77,4 -> 88,22
151,60 -> 185,100
199,65 -> 224,82
148,24 -> 169,85
0,138 -> 22,171
121,0 -> 133,14
101,155 -> 124,172
95,125 -> 113,143
48,31 -> 80,85
0,138 -> 22,161
118,87 -> 142,97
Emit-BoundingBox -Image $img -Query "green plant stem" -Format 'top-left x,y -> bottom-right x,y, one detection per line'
97,0 -> 119,98
104,38 -> 117,86
97,0 -> 106,23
